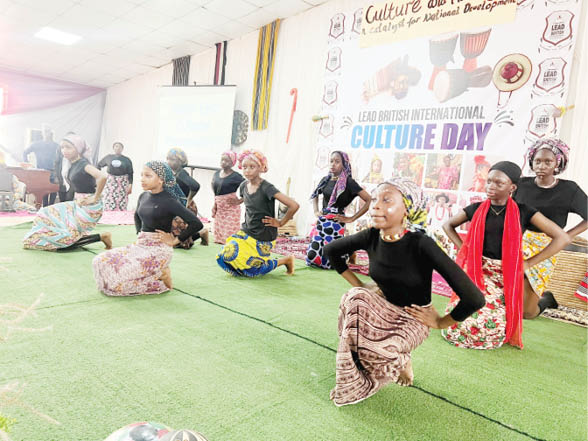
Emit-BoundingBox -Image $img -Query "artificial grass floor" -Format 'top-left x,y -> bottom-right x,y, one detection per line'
0,223 -> 586,441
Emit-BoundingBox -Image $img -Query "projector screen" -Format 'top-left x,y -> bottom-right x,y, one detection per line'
156,85 -> 236,169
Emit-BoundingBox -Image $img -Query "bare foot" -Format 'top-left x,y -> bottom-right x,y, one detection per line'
160,267 -> 173,289
397,358 -> 414,386
100,232 -> 112,249
199,229 -> 209,246
285,255 -> 295,275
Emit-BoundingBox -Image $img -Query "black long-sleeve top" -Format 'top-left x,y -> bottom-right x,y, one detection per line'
324,229 -> 485,321
134,191 -> 201,242
97,154 -> 134,183
175,168 -> 200,198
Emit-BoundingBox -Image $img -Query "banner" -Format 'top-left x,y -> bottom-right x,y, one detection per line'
312,2 -> 580,256
360,0 -> 517,47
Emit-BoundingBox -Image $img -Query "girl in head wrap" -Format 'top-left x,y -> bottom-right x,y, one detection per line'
442,161 -> 570,350
211,151 -> 245,244
362,154 -> 384,184
97,141 -> 134,211
22,134 -> 112,251
513,138 -> 587,319
92,160 -> 205,296
306,151 -> 371,269
216,149 -> 299,277
324,177 -> 484,406
166,148 -> 208,248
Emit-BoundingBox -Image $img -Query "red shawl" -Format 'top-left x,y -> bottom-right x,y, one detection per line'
453,198 -> 524,348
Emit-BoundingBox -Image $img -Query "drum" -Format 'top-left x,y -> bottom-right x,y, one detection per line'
428,33 -> 458,90
433,66 -> 491,103
460,28 -> 491,72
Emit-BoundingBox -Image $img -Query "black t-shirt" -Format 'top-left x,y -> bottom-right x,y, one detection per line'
68,158 -> 96,194
513,177 -> 587,232
212,170 -> 245,196
318,176 -> 363,212
463,201 -> 537,259
324,229 -> 484,321
240,180 -> 280,241
175,168 -> 200,197
97,154 -> 134,183
134,191 -> 202,242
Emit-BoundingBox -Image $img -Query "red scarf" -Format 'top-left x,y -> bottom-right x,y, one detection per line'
454,198 -> 524,349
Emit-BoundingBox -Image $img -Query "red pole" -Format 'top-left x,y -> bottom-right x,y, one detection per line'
286,88 -> 297,143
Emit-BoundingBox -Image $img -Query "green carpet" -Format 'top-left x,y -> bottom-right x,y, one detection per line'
0,224 -> 586,441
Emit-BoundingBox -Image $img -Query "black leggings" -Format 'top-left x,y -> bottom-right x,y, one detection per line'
58,234 -> 101,251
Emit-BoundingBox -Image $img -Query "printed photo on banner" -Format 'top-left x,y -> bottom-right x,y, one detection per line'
424,153 -> 462,190
390,153 -> 425,186
461,154 -> 503,193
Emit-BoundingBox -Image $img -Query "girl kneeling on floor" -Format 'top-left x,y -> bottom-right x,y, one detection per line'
92,161 -> 201,296
441,161 -> 570,350
325,178 -> 485,406
216,150 -> 299,277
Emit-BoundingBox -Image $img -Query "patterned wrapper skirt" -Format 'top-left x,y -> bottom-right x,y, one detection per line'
442,257 -> 507,350
213,193 -> 241,244
216,230 -> 278,277
523,230 -> 556,297
171,201 -> 199,249
22,194 -> 103,251
306,213 -> 346,269
92,232 -> 173,296
330,287 -> 430,407
103,174 -> 130,211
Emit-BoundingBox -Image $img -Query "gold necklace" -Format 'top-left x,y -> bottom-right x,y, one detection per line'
490,205 -> 506,216
380,230 -> 405,242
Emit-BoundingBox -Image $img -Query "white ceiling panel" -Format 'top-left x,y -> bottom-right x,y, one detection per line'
101,19 -> 154,41
245,0 -> 279,6
122,6 -> 177,29
205,0 -> 258,20
209,20 -> 253,40
190,29 -> 227,47
236,7 -> 275,29
0,0 -> 323,87
78,0 -> 138,17
263,0 -> 314,18
181,7 -> 231,30
142,0 -> 200,18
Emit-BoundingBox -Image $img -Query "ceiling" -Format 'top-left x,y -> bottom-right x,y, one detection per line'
0,0 -> 328,88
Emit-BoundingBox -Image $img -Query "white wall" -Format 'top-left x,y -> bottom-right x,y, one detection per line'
560,0 -> 588,237
100,0 -> 587,235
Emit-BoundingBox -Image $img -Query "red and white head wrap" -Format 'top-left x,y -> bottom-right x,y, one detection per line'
237,149 -> 268,173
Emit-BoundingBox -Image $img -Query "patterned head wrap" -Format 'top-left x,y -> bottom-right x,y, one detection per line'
378,177 -> 428,231
237,149 -> 268,173
526,138 -> 570,175
222,151 -> 237,167
310,151 -> 352,210
62,134 -> 92,162
145,160 -> 186,202
167,147 -> 188,167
